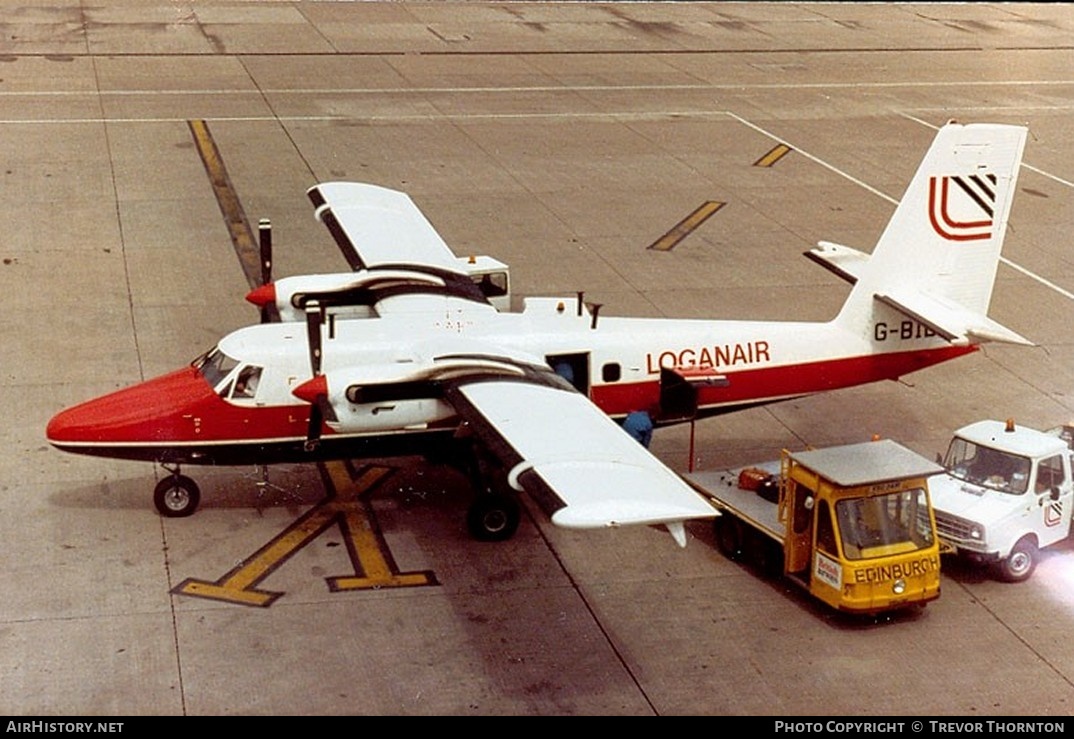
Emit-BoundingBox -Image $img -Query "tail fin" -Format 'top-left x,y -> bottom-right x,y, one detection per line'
835,121 -> 1030,346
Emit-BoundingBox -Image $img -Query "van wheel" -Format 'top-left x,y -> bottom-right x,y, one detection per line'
996,537 -> 1038,583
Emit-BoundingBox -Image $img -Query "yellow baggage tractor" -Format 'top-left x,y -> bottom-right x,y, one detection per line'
685,439 -> 944,615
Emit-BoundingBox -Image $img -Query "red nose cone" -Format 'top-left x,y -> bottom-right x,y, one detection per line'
292,374 -> 327,404
47,366 -> 214,447
245,283 -> 277,308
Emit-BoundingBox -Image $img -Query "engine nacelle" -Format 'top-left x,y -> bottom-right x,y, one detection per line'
291,356 -> 529,433
246,257 -> 511,322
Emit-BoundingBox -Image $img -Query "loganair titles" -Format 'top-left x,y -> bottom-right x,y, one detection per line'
646,340 -> 771,374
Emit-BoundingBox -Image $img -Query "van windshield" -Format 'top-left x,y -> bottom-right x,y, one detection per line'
944,437 -> 1030,494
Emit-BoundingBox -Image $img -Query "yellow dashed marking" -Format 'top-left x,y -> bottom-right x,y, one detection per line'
648,201 -> 726,252
173,462 -> 438,607
754,143 -> 792,168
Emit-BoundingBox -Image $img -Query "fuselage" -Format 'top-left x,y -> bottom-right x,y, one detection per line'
46,295 -> 975,466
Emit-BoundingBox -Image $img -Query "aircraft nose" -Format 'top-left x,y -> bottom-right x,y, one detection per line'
46,366 -> 213,447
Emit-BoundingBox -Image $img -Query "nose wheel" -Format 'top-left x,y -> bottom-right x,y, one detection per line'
154,469 -> 201,518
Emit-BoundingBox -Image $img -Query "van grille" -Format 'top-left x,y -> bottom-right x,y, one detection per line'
932,511 -> 977,543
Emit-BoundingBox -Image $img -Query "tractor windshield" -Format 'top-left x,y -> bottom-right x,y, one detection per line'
835,488 -> 934,560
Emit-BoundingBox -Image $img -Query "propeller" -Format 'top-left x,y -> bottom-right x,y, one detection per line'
298,304 -> 327,451
259,218 -> 272,288
250,218 -> 278,324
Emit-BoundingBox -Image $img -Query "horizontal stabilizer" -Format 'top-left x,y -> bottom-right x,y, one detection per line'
804,241 -> 870,285
876,290 -> 1033,346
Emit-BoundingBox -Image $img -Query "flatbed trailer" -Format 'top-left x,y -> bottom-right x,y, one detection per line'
685,439 -> 945,615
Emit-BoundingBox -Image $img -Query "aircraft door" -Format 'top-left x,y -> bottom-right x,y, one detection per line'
546,353 -> 590,394
659,367 -> 697,422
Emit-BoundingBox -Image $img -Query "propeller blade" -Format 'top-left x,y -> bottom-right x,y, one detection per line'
302,304 -> 327,452
257,219 -> 276,323
258,218 -> 272,286
305,305 -> 323,376
304,399 -> 323,452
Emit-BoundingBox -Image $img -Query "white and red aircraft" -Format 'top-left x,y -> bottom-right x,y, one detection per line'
47,121 -> 1030,545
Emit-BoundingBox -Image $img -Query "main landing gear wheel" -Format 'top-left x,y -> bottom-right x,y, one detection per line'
467,493 -> 520,542
154,475 -> 201,518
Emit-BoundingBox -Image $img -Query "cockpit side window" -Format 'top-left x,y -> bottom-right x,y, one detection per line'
231,365 -> 263,400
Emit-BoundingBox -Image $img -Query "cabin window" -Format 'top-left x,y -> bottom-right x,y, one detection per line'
602,363 -> 621,383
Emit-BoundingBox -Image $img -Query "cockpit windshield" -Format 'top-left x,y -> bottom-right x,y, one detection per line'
943,437 -> 1030,494
194,347 -> 238,391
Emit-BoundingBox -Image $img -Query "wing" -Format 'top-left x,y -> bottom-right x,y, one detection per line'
444,377 -> 717,546
307,182 -> 468,274
304,182 -> 498,316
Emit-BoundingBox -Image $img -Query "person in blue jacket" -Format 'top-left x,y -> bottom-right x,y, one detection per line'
622,408 -> 654,448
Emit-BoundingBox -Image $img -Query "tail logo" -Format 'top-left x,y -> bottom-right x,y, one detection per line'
928,173 -> 997,241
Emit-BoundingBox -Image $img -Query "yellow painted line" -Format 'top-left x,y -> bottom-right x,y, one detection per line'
187,119 -> 262,290
173,462 -> 437,607
648,201 -> 726,252
754,143 -> 792,168
323,461 -> 438,591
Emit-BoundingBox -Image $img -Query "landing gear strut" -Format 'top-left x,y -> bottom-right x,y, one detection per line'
463,442 -> 521,541
154,466 -> 201,518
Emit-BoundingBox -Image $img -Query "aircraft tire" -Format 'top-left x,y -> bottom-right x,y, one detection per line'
153,475 -> 201,518
995,536 -> 1038,583
467,493 -> 520,542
